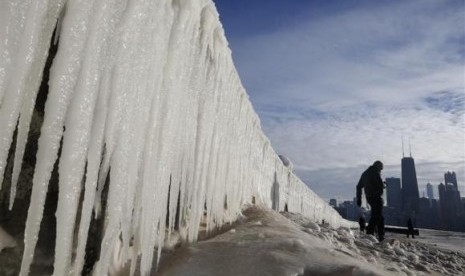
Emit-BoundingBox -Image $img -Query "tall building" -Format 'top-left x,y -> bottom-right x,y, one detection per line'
426,183 -> 434,199
335,199 -> 359,221
401,156 -> 420,214
418,197 -> 434,228
444,171 -> 458,190
386,177 -> 402,210
438,182 -> 464,231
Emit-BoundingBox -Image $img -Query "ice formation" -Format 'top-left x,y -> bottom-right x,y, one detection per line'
0,0 -> 352,275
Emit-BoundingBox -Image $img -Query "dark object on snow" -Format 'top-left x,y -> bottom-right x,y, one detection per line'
407,218 -> 415,238
384,226 -> 419,236
359,216 -> 366,233
356,161 -> 385,241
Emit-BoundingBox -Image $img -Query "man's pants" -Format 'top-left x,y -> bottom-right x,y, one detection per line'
366,196 -> 384,238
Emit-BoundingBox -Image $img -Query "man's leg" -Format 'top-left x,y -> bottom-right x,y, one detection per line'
366,203 -> 376,235
377,198 -> 385,240
367,197 -> 384,240
366,198 -> 377,235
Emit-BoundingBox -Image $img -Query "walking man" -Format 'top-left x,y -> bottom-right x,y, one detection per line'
356,161 -> 385,241
407,218 -> 415,238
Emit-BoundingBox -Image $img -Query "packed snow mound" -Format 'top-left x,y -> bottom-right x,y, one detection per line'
157,207 -> 465,276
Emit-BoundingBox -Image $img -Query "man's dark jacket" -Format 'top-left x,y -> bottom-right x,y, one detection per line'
356,165 -> 384,200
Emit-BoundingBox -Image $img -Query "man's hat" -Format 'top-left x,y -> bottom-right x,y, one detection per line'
373,160 -> 383,170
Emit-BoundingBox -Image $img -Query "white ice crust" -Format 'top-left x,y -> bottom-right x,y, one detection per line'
0,1 -> 354,275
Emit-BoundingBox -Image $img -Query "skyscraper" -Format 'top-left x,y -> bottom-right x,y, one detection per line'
438,182 -> 463,230
386,177 -> 402,210
444,171 -> 458,190
426,183 -> 434,199
401,156 -> 420,214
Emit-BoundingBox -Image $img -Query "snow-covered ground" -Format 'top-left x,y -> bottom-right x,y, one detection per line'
157,206 -> 465,276
2,207 -> 465,275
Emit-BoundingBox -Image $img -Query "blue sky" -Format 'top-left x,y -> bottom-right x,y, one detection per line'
213,0 -> 465,202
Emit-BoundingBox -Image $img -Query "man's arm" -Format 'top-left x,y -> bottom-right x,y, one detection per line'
356,176 -> 363,206
374,173 -> 384,193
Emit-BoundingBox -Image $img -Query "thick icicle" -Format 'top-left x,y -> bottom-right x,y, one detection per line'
18,0 -> 88,275
15,1 -> 67,275
0,0 -> 52,188
0,1 -> 31,108
9,74 -> 38,210
51,0 -> 123,272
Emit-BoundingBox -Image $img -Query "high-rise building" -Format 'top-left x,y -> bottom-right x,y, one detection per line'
445,171 -> 458,190
438,182 -> 464,231
401,156 -> 420,214
386,177 -> 402,210
426,183 -> 434,199
418,197 -> 434,228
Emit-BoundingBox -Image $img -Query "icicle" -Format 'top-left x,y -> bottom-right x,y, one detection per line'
9,76 -> 38,210
70,16 -> 118,271
0,0 -> 53,188
0,0 -> 32,108
18,0 -> 92,274
51,0 -> 129,272
15,0 -> 68,275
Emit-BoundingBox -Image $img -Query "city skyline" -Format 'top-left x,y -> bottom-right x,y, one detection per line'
333,159 -> 464,231
214,0 -> 465,201
334,169 -> 463,204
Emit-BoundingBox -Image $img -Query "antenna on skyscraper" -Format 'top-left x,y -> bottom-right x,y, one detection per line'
409,137 -> 412,157
401,135 -> 405,158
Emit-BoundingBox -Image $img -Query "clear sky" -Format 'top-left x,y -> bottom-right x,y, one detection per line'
213,0 -> 465,202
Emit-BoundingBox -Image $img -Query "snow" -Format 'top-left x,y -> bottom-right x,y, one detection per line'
411,228 -> 465,254
157,207 -> 465,276
0,0 -> 352,275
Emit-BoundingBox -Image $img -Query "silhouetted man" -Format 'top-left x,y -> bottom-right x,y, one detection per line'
407,218 -> 415,238
356,161 -> 385,241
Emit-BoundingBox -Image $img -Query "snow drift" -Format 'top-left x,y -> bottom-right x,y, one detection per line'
0,0 -> 352,275
158,207 -> 465,276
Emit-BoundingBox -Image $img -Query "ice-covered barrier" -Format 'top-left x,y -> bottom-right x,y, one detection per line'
0,0 -> 352,275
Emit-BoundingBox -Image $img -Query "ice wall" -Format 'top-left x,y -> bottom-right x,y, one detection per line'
0,0 -> 353,275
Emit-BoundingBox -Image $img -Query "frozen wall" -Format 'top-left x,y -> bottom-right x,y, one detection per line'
0,0 -> 353,275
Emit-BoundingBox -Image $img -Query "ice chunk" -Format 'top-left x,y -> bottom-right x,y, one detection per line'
304,221 -> 321,232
